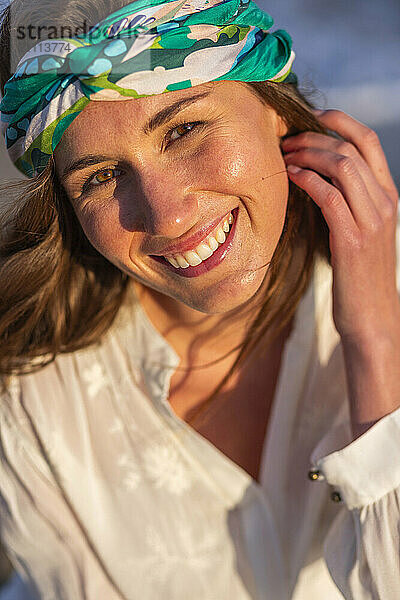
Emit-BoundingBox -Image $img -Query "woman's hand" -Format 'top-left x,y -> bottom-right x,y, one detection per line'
281,109 -> 399,341
281,110 -> 400,438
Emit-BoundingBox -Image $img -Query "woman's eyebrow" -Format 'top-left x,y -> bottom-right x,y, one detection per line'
60,154 -> 116,182
60,90 -> 212,182
142,90 -> 212,134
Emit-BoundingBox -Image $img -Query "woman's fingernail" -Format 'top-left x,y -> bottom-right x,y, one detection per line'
312,109 -> 324,115
287,164 -> 302,174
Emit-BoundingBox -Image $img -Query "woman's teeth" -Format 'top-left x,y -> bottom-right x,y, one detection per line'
165,212 -> 234,268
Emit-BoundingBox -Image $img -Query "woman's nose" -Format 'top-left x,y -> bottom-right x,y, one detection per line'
135,167 -> 200,238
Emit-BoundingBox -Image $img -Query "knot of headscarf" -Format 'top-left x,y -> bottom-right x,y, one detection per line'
0,0 -> 295,178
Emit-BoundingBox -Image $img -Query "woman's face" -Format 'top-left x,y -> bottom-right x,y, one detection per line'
54,80 -> 289,314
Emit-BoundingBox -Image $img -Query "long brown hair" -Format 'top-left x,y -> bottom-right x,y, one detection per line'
0,0 -> 332,420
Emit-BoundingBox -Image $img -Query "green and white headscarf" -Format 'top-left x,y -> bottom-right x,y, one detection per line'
0,0 -> 295,178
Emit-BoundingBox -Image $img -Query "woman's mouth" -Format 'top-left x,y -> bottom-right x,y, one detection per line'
150,207 -> 239,278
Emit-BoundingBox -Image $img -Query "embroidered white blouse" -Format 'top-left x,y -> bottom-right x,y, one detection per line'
1,205 -> 400,600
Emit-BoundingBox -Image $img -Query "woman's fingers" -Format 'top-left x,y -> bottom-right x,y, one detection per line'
281,131 -> 388,213
281,109 -> 400,350
312,110 -> 398,203
285,164 -> 358,244
283,147 -> 380,230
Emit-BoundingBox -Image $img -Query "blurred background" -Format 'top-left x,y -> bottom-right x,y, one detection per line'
0,0 -> 399,597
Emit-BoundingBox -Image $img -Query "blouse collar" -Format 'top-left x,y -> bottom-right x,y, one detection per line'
122,252 -> 338,425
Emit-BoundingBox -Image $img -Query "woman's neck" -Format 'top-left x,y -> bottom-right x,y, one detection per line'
132,275 -> 272,368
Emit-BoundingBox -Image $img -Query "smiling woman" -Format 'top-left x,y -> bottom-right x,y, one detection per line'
1,0 -> 400,599
0,0 -> 331,401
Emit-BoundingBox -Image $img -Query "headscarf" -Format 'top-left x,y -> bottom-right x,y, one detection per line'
0,0 -> 295,178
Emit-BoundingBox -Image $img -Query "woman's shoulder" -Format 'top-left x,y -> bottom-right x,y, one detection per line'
0,289 -> 142,488
0,281 -> 142,422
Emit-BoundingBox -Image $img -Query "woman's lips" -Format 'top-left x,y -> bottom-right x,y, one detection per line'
150,206 -> 239,278
153,209 -> 233,257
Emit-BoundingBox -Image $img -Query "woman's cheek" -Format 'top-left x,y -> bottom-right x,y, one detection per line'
182,124 -> 246,184
75,202 -> 127,260
196,137 -> 250,191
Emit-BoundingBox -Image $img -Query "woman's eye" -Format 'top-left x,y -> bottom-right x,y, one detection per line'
166,121 -> 203,146
84,167 -> 122,191
80,121 -> 203,193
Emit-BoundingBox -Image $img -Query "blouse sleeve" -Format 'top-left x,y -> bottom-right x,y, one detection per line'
309,404 -> 400,600
0,381 -> 91,599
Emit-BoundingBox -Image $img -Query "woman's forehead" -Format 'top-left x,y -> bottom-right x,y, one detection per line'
88,79 -> 238,111
58,81 -> 260,139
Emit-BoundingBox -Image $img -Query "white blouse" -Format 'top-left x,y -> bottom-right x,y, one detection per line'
1,205 -> 400,600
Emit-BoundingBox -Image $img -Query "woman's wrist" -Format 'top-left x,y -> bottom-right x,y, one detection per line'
341,327 -> 400,440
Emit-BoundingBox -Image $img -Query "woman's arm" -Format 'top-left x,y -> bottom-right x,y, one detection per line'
341,326 -> 400,440
283,115 -> 400,597
282,109 -> 400,440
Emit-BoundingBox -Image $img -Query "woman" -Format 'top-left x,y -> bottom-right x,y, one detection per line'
0,0 -> 399,598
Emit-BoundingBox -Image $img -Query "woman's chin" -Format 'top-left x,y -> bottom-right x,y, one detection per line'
170,271 -> 268,315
